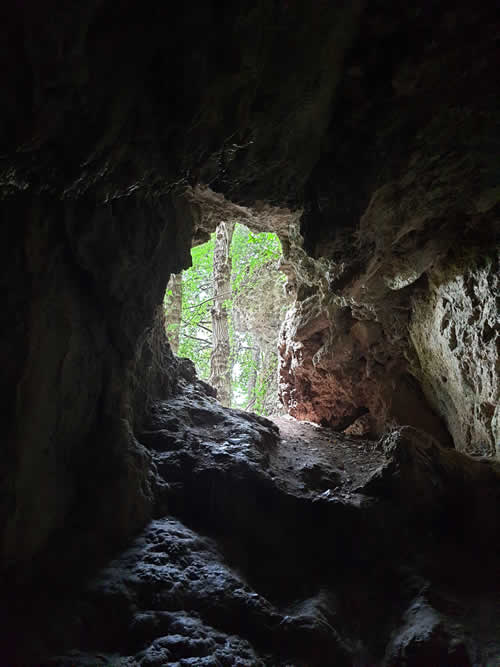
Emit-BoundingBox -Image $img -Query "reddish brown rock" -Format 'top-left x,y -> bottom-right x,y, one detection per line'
277,2 -> 499,452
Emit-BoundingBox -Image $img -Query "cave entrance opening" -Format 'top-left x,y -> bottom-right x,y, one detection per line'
164,222 -> 288,416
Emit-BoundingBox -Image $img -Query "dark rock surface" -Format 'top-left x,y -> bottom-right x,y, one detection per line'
0,1 -> 498,664
0,0 -> 364,573
6,382 -> 498,665
39,516 -> 351,666
278,2 -> 499,453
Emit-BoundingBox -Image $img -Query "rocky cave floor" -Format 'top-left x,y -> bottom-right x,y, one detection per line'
266,416 -> 385,501
7,381 -> 500,666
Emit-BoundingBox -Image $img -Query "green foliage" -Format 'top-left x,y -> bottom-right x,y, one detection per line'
168,223 -> 285,413
231,226 -> 283,297
229,226 -> 285,413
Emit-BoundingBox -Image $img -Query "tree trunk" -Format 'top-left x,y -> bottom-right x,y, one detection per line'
164,272 -> 182,354
209,221 -> 235,406
244,345 -> 261,411
257,348 -> 280,415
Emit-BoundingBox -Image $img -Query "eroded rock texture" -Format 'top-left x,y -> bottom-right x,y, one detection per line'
0,0 -> 363,572
7,382 -> 499,665
0,0 -> 370,574
278,3 -> 499,453
279,221 -> 456,443
0,0 -> 499,663
410,253 -> 499,456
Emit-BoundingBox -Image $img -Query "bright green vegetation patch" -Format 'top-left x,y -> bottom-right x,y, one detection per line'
165,223 -> 286,415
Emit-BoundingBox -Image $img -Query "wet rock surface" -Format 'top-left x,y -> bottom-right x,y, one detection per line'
7,383 -> 498,666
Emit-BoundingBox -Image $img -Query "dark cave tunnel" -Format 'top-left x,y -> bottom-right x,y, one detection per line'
1,1 -> 499,665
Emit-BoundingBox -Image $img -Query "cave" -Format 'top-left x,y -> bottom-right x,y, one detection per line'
1,2 -> 499,665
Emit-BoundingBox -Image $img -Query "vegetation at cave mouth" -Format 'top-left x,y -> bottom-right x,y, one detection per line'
165,223 -> 287,414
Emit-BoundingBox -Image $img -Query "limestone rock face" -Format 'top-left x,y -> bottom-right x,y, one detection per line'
278,2 -> 499,452
1,5 -> 499,663
278,222 -> 453,442
0,0 -> 498,584
279,219 -> 498,453
0,1 -> 362,572
410,254 -> 499,456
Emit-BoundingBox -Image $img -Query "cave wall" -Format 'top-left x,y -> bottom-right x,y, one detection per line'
279,2 -> 499,452
1,192 -> 189,573
410,252 -> 499,456
0,1 -> 362,574
0,0 -> 498,578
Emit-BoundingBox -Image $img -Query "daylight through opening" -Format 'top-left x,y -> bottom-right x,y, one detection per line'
164,222 -> 288,415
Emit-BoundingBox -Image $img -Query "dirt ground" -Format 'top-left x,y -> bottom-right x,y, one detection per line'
268,414 -> 387,499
